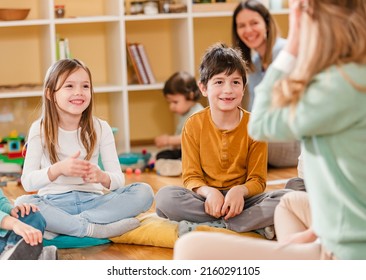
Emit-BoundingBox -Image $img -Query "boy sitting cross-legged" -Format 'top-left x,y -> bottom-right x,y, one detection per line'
155,43 -> 292,239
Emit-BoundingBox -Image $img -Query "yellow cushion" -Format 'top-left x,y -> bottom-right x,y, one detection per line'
110,213 -> 178,248
110,213 -> 264,248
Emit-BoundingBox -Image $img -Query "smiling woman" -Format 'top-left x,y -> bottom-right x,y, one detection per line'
231,0 -> 301,168
232,0 -> 284,112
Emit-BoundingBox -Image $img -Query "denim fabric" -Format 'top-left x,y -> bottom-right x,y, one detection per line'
15,183 -> 153,237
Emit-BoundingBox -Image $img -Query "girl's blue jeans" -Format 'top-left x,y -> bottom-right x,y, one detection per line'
0,211 -> 46,254
15,183 -> 153,237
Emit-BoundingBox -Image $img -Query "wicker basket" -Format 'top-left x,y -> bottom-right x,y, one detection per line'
0,8 -> 30,21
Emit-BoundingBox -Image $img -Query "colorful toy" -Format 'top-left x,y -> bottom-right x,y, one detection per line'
125,167 -> 133,175
0,130 -> 25,166
118,150 -> 151,171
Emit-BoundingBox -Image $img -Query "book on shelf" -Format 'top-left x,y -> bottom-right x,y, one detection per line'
127,42 -> 149,84
126,44 -> 141,85
136,43 -> 156,84
56,35 -> 72,60
126,42 -> 156,85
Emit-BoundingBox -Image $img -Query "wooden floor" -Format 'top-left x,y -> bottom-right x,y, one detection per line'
2,167 -> 297,260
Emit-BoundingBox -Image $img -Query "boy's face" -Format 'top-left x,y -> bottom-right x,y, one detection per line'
199,70 -> 244,113
165,93 -> 194,116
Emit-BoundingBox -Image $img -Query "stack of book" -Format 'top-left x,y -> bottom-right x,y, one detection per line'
126,42 -> 156,85
56,35 -> 72,60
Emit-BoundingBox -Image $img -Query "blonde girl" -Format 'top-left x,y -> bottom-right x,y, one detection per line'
16,59 -> 154,238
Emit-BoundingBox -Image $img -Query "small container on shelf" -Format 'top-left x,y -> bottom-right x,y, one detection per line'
143,1 -> 159,15
161,0 -> 187,13
130,1 -> 144,15
54,5 -> 65,18
159,0 -> 171,13
0,8 -> 30,21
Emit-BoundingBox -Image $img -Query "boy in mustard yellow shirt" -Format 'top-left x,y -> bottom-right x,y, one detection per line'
155,43 -> 291,239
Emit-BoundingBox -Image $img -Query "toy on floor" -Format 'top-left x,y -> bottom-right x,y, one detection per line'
118,150 -> 151,173
0,130 -> 26,167
125,167 -> 142,175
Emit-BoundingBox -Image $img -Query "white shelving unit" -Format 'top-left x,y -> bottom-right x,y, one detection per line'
0,0 -> 288,152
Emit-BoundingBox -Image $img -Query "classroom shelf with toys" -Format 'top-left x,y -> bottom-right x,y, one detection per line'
0,0 -> 288,154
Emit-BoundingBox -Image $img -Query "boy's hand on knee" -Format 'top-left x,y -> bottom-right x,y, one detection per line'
204,189 -> 225,218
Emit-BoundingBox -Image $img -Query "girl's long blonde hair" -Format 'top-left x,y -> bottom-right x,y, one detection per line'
273,0 -> 366,109
41,59 -> 97,164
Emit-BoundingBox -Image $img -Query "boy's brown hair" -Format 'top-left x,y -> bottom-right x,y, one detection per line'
199,43 -> 248,87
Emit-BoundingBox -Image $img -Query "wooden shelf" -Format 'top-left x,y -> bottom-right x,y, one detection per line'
0,0 -> 288,152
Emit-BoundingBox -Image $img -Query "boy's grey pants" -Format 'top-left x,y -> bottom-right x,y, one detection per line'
155,186 -> 292,232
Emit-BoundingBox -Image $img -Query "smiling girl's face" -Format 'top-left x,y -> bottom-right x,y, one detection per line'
53,68 -> 91,126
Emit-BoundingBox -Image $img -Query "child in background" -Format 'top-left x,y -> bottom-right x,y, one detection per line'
154,71 -> 204,176
155,43 -> 291,239
16,59 -> 154,239
0,189 -> 57,260
174,0 -> 366,260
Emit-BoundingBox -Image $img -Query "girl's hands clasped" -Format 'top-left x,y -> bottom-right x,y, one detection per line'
58,151 -> 90,177
48,150 -> 111,188
83,163 -> 105,184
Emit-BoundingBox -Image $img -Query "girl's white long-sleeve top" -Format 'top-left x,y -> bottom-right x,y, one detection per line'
21,117 -> 125,196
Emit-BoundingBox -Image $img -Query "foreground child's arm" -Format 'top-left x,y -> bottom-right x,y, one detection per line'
0,203 -> 43,246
